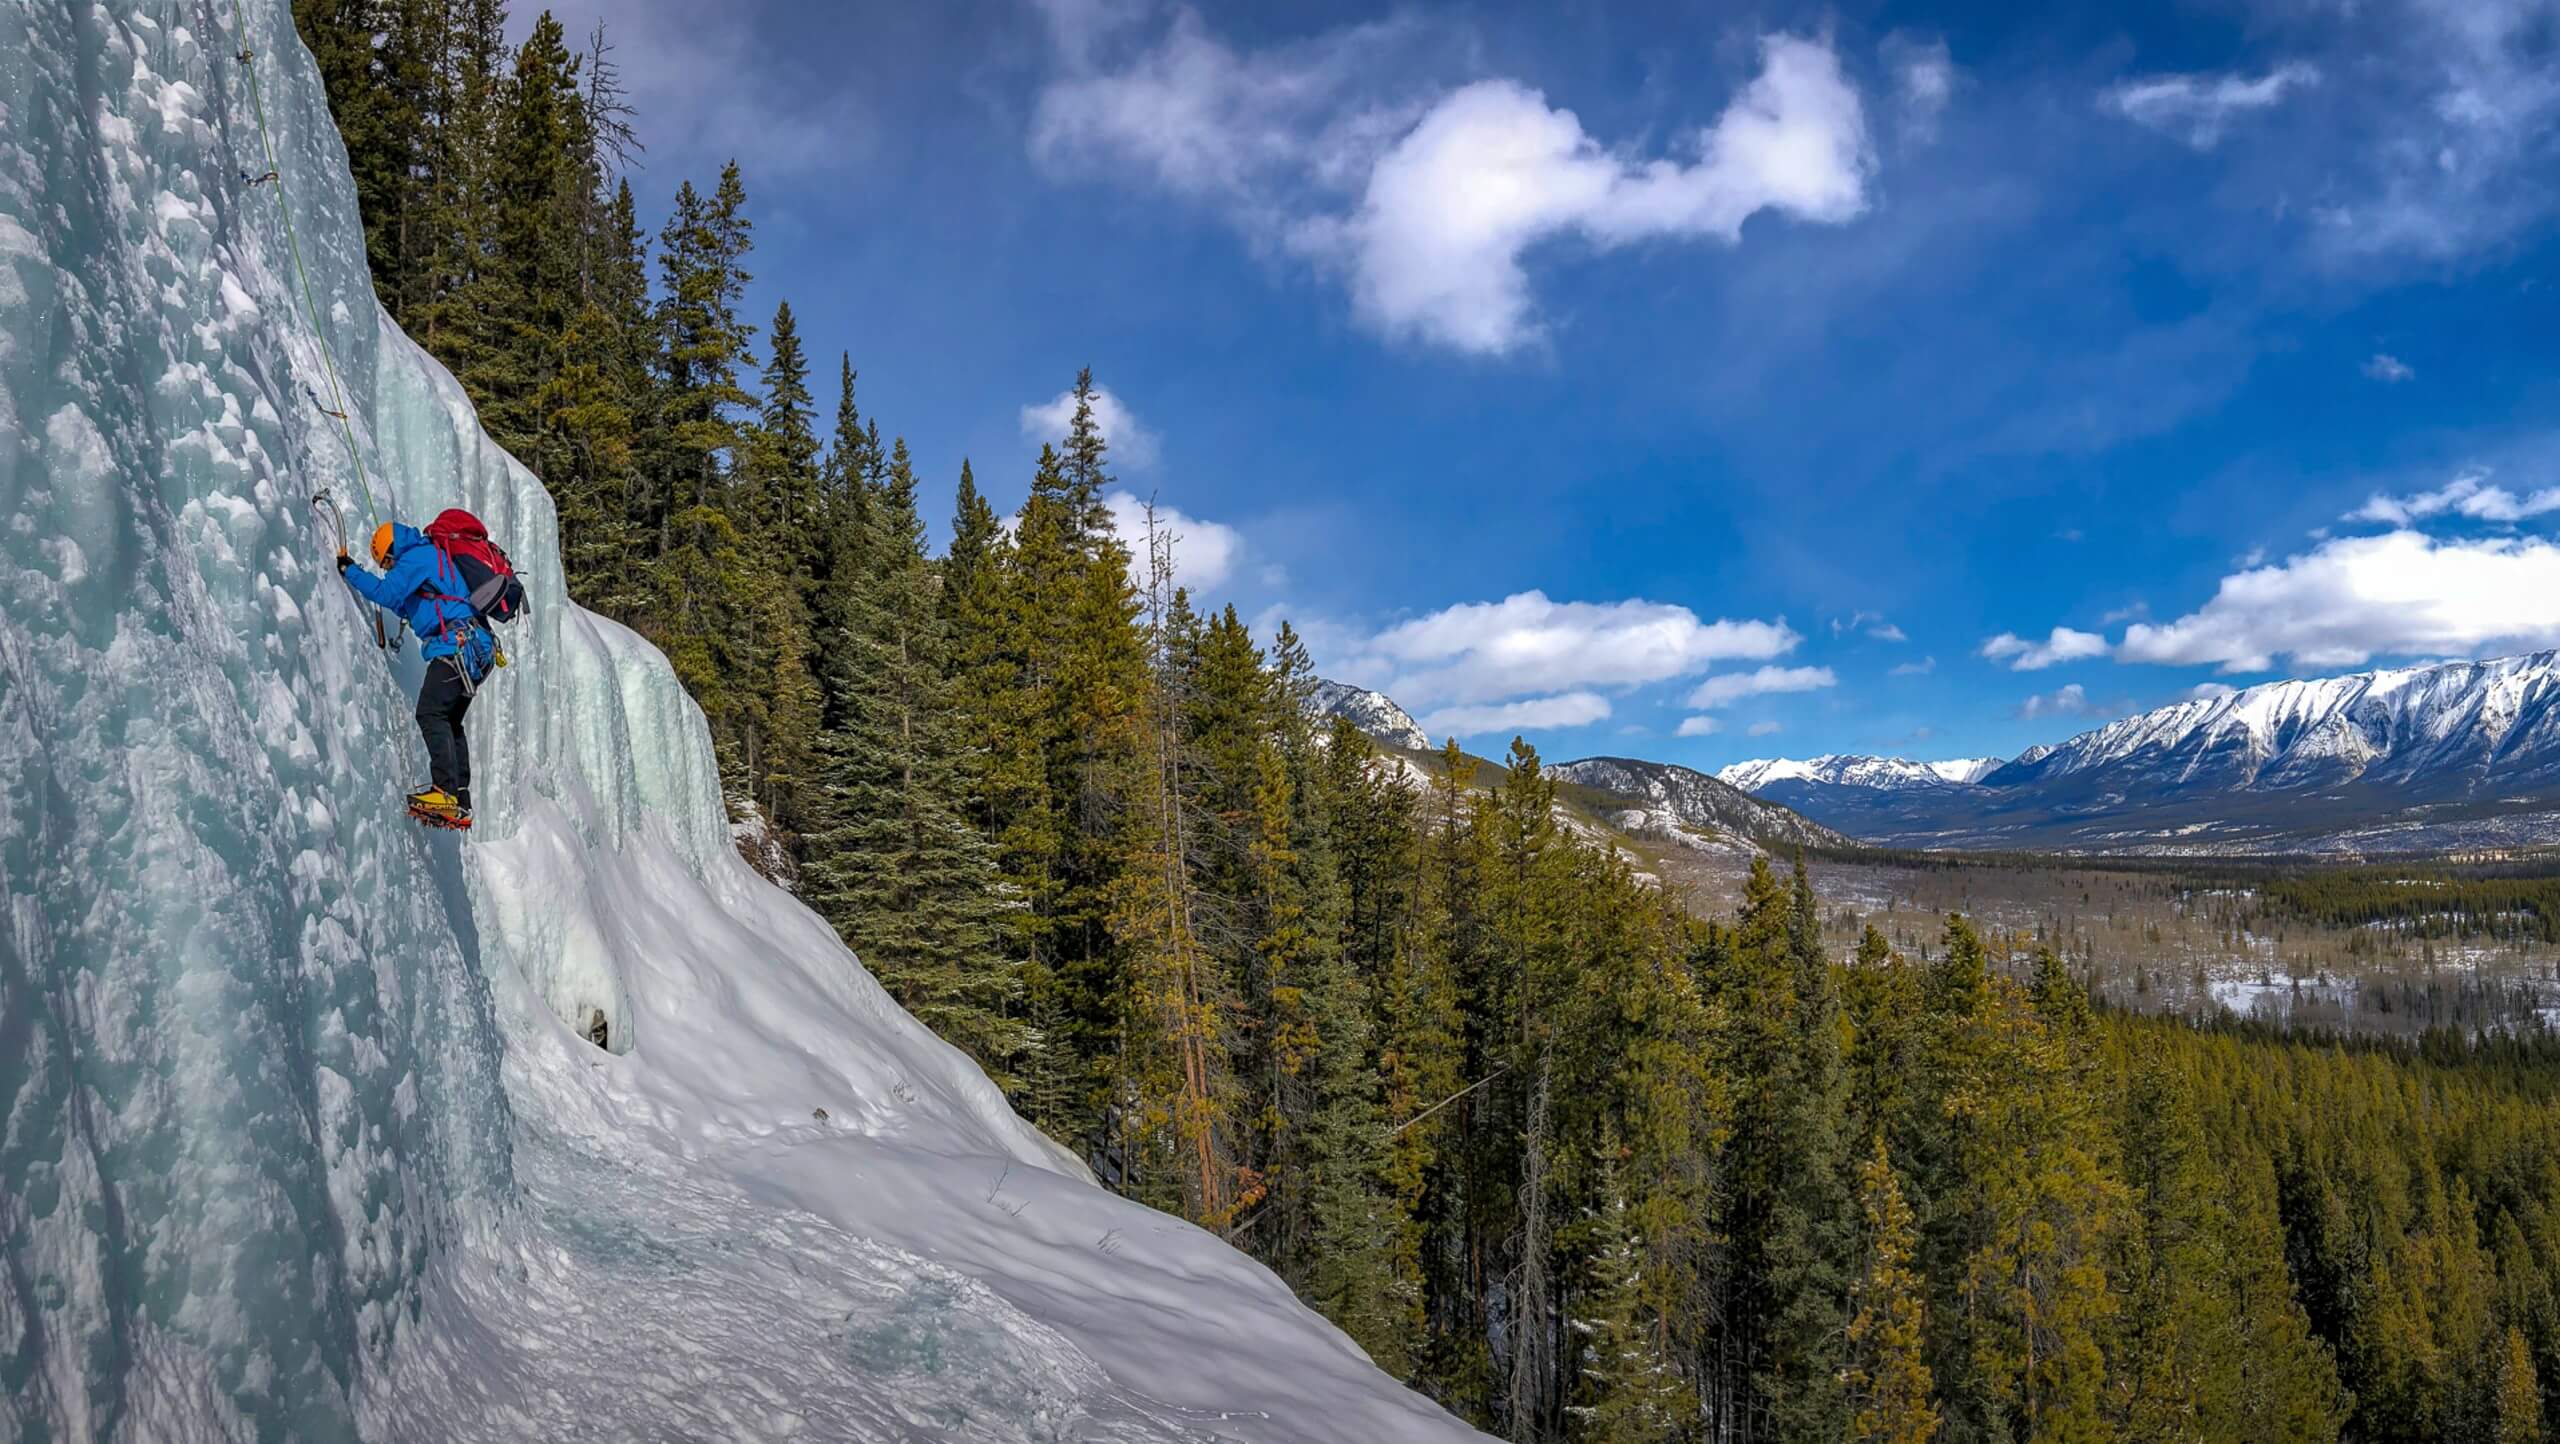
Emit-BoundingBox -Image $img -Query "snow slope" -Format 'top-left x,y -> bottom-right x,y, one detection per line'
0,4 -> 1481,1439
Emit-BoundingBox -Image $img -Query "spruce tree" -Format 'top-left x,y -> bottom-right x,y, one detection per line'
798,440 -> 1024,1076
1845,1133 -> 1939,1444
1569,1136 -> 1692,1444
2495,1324 -> 2543,1444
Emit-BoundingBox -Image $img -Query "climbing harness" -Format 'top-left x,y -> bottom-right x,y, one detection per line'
228,3 -> 389,648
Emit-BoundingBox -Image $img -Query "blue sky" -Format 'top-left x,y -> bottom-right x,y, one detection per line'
507,0 -> 2559,768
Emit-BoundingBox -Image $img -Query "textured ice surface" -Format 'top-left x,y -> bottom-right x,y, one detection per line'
0,4 -> 1482,1439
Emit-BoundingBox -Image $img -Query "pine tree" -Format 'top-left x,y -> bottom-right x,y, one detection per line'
798,439 -> 1024,1075
2495,1324 -> 2543,1444
1109,503 -> 1240,1225
1569,1135 -> 1692,1444
942,460 -> 996,623
1047,366 -> 1119,548
1845,1134 -> 1939,1444
408,0 -> 514,405
755,301 -> 821,540
1942,974 -> 2128,1444
1703,855 -> 1853,1440
653,163 -> 756,533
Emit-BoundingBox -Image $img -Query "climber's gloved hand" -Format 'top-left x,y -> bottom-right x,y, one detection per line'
337,549 -> 353,573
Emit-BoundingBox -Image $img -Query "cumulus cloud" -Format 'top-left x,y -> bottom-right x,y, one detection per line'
1337,591 -> 1799,706
2101,62 -> 2320,149
1979,626 -> 2108,671
2187,682 -> 2238,701
2363,353 -> 2415,384
2344,469 -> 2560,526
1302,39 -> 1872,353
1022,384 -> 1161,469
1867,622 -> 1909,642
1746,720 -> 1784,737
1686,664 -> 1836,709
1421,691 -> 1611,737
1889,656 -> 1936,676
1034,14 -> 1875,355
2017,683 -> 2102,720
1102,490 -> 1241,591
2117,529 -> 2560,672
1676,715 -> 1723,738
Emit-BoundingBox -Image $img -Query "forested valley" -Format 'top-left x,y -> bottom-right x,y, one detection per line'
298,4 -> 2560,1438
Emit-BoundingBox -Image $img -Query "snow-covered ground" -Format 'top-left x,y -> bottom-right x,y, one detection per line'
0,4 -> 1481,1438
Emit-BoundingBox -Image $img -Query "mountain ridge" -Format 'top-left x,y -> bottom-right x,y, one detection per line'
1323,654 -> 2560,855
1747,652 -> 2560,852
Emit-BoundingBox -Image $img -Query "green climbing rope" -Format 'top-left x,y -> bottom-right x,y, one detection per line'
226,0 -> 378,532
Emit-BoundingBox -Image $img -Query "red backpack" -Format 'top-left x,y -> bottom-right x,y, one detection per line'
422,508 -> 528,624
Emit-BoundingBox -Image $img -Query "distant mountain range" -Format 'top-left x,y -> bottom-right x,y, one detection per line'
1717,754 -> 2007,792
1317,653 -> 2560,857
1723,652 -> 2560,853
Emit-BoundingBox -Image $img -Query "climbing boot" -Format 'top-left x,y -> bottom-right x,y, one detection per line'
407,787 -> 471,830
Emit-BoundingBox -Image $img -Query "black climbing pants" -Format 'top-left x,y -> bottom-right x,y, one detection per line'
416,655 -> 475,805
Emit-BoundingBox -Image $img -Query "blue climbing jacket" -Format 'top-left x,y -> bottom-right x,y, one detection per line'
343,523 -> 497,676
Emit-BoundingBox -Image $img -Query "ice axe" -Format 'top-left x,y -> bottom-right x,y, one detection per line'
312,488 -> 393,651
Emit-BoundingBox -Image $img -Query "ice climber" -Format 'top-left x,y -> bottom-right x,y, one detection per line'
338,511 -> 525,830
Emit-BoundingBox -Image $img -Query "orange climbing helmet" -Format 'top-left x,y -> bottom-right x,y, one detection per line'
370,521 -> 396,569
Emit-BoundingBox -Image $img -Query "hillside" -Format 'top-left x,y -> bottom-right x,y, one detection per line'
1311,680 -> 1854,859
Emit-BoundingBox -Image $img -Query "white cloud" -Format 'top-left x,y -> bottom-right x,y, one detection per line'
1746,720 -> 1784,737
1022,385 -> 1161,469
1889,655 -> 1936,676
2187,682 -> 2238,701
2018,683 -> 2102,720
2101,62 -> 2320,149
2363,353 -> 2415,383
1034,16 -> 1876,356
1421,691 -> 1611,737
1832,610 -> 1904,641
1884,34 -> 1955,142
2344,468 -> 2560,526
2305,0 -> 2560,263
1339,591 -> 1798,706
1686,664 -> 1836,709
2117,529 -> 2560,672
1102,490 -> 1241,592
1979,626 -> 2108,671
1308,39 -> 1872,353
1676,715 -> 1723,738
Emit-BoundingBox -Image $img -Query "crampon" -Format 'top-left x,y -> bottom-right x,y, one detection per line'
406,788 -> 472,830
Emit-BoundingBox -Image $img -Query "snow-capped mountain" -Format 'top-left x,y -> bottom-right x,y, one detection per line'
1983,652 -> 2560,794
1799,654 -> 2560,853
0,10 -> 1484,1438
1310,678 -> 1435,751
1718,754 -> 2007,792
1548,757 -> 1856,853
